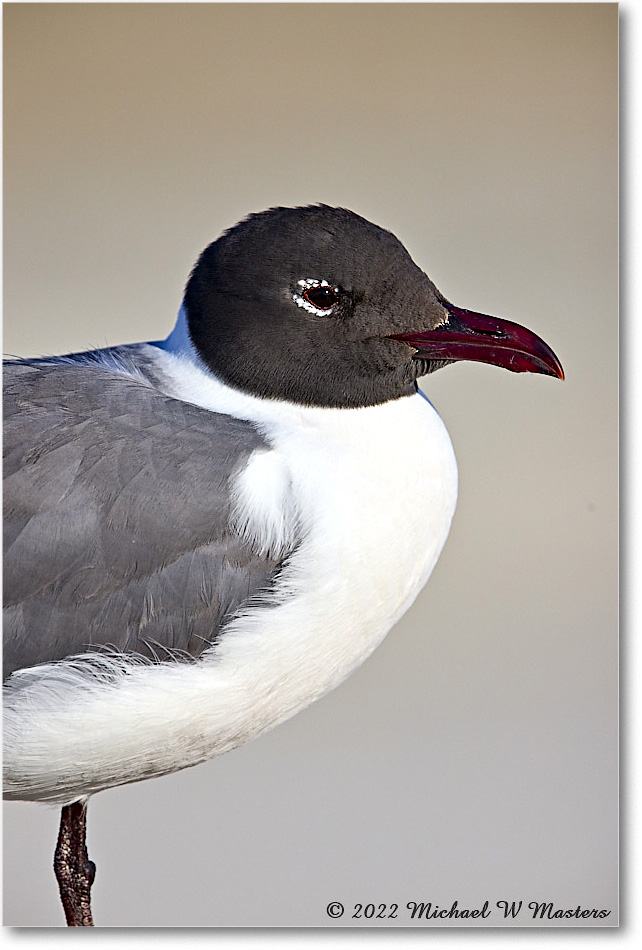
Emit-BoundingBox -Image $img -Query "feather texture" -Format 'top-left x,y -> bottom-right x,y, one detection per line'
3,350 -> 286,678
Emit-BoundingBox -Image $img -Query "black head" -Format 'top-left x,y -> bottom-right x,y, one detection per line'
184,205 -> 563,409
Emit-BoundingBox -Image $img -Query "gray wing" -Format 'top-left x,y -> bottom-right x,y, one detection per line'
3,352 -> 287,679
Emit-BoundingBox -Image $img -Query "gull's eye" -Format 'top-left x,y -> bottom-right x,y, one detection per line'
293,279 -> 340,315
304,285 -> 337,310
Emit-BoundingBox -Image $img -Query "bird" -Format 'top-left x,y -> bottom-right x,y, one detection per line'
3,204 -> 564,926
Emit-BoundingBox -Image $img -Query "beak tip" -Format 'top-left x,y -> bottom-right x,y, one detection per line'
544,357 -> 565,382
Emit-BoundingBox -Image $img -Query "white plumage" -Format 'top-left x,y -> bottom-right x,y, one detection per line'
3,310 -> 458,805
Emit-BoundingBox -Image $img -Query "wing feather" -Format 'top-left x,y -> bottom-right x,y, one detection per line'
3,351 -> 289,678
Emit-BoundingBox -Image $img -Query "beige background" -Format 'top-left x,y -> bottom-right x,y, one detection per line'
3,2 -> 617,928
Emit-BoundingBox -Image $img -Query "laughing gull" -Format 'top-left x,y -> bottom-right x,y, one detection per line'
3,204 -> 563,926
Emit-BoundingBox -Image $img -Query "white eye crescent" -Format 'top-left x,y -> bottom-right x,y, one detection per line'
293,279 -> 339,315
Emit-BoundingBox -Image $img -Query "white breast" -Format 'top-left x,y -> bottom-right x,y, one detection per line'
3,336 -> 458,804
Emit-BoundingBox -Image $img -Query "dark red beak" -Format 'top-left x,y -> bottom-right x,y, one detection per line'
389,305 -> 564,380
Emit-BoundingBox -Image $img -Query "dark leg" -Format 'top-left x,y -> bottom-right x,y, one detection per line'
53,800 -> 96,927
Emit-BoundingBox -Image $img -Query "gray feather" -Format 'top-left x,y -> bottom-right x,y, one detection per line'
3,348 -> 288,679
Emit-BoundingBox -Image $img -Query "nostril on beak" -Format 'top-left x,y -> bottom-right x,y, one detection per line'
472,326 -> 506,339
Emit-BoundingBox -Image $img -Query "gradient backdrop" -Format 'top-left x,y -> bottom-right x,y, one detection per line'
3,2 -> 618,928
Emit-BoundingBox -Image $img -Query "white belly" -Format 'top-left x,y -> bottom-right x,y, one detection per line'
3,352 -> 457,804
217,388 -> 458,719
